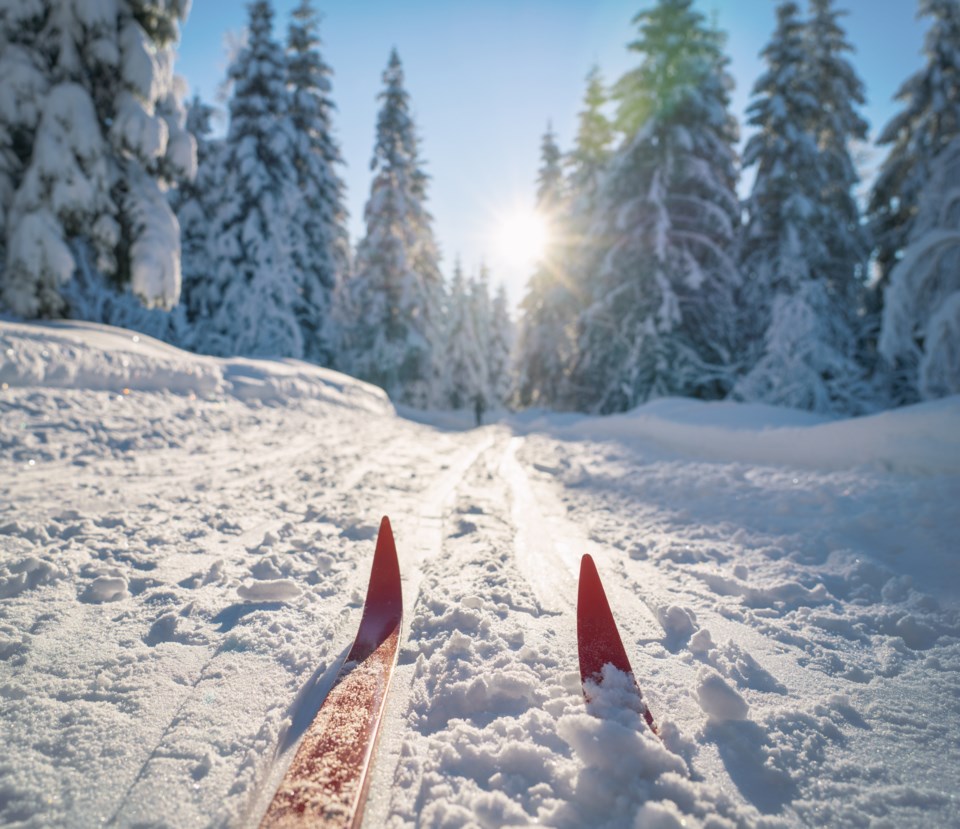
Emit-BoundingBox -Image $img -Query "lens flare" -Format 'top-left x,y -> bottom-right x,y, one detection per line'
492,206 -> 550,272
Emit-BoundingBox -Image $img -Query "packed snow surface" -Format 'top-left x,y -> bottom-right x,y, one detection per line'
1,320 -> 958,828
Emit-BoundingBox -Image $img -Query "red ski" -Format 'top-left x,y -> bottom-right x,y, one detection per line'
577,553 -> 657,734
260,516 -> 403,828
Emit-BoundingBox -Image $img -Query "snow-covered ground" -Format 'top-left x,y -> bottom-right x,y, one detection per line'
1,320 -> 958,829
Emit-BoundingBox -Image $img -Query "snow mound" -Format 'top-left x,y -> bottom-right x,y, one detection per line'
547,396 -> 960,474
0,320 -> 392,414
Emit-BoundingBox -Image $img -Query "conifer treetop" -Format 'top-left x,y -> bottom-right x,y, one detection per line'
869,0 -> 960,286
536,124 -> 564,210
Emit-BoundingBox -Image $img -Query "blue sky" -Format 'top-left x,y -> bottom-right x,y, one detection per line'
175,1 -> 928,305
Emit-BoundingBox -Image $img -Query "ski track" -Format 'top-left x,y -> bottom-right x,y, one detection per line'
366,433 -> 769,829
0,384 -> 490,828
513,434 -> 960,827
2,350 -> 959,827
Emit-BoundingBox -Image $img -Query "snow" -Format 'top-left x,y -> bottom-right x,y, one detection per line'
2,320 -> 959,828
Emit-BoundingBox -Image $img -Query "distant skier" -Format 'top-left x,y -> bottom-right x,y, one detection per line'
473,393 -> 486,427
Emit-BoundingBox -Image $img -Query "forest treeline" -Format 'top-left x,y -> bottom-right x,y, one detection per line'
0,0 -> 957,414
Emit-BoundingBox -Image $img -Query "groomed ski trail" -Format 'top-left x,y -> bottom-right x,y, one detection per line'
362,432 -> 753,829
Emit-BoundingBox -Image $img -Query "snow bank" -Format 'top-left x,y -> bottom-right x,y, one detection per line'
0,319 -> 392,414
534,397 -> 960,475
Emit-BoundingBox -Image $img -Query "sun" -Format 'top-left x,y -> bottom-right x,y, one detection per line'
492,205 -> 551,272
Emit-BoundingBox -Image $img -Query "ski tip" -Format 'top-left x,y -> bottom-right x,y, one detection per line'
577,554 -> 659,735
347,516 -> 402,661
579,553 -> 598,584
577,553 -> 632,685
371,515 -> 401,607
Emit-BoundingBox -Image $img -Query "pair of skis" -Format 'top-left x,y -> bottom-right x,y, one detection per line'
260,517 -> 655,828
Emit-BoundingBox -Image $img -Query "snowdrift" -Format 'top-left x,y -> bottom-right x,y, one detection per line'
529,396 -> 960,475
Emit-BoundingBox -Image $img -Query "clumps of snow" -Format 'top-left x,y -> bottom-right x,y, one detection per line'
558,667 -> 741,827
892,614 -> 940,651
582,663 -> 652,724
695,570 -> 832,610
657,604 -> 698,642
632,800 -> 700,829
81,574 -> 129,603
557,705 -> 686,795
689,628 -> 715,656
695,667 -> 750,723
148,612 -> 179,643
0,555 -> 63,599
237,579 -> 302,603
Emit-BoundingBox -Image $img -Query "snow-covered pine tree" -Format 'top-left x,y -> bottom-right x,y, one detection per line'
879,135 -> 960,401
343,49 -> 445,407
488,281 -> 514,408
567,0 -> 741,413
443,260 -> 484,410
553,66 -> 616,407
191,0 -> 303,358
806,0 -> 870,315
868,0 -> 960,303
0,0 -> 194,318
568,65 -> 614,209
286,0 -> 349,367
734,1 -> 872,414
513,125 -> 574,408
171,95 -> 219,350
60,82 -> 201,342
469,264 -> 494,400
536,124 -> 564,212
738,2 -> 820,357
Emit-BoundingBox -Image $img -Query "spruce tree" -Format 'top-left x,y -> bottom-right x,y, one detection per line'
286,0 -> 350,366
193,0 -> 303,358
735,1 -> 872,413
536,124 -> 564,210
567,0 -> 741,413
806,0 -> 870,312
174,96 -> 219,350
738,1 -> 821,353
0,0 -> 193,318
469,265 -> 493,379
444,260 -> 484,410
488,282 -> 514,408
343,49 -> 445,407
869,0 -> 960,301
514,126 -> 573,408
569,66 -> 614,207
879,136 -> 960,401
